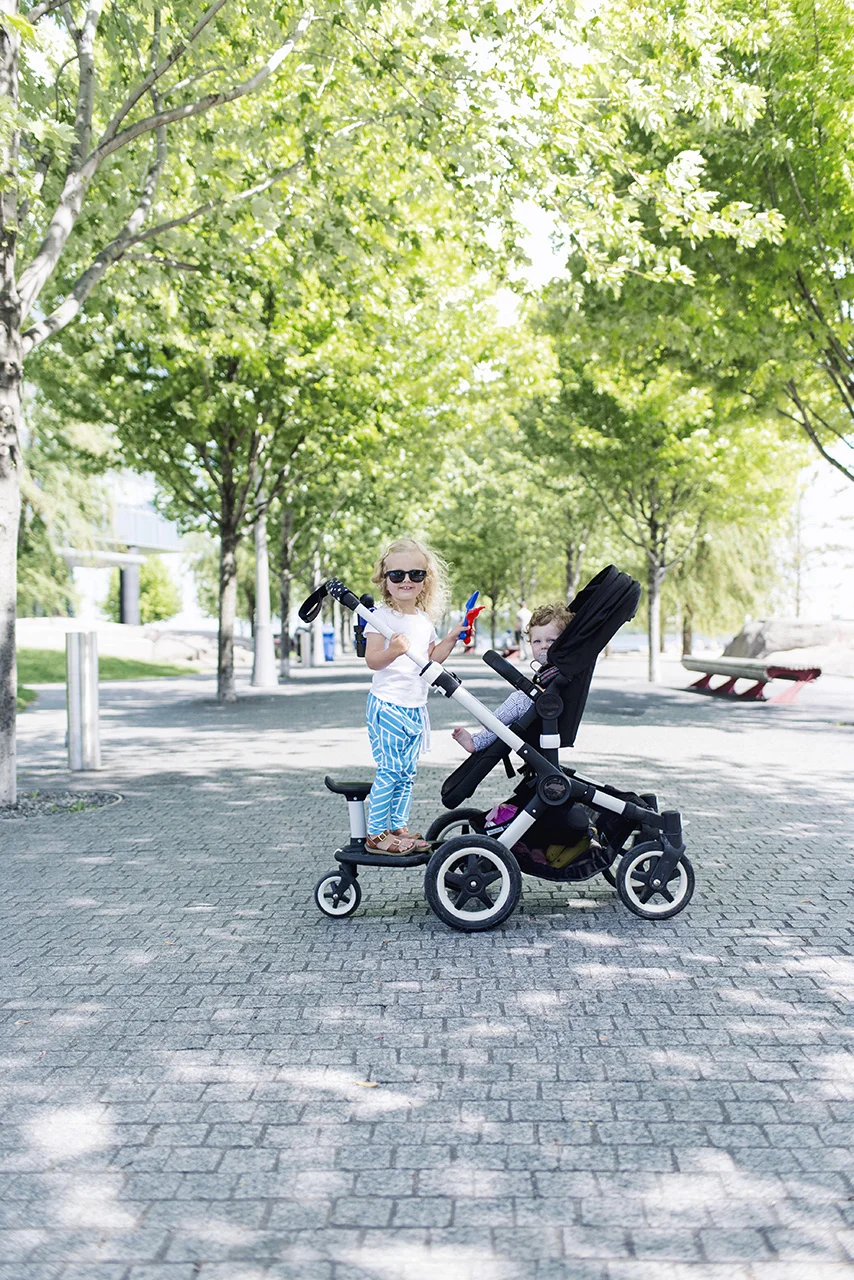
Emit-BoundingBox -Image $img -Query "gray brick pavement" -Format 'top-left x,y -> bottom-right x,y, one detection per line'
2,656 -> 853,1278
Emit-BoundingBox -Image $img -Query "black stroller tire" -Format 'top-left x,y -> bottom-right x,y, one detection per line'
314,871 -> 361,919
616,844 -> 694,920
424,808 -> 488,846
424,834 -> 521,932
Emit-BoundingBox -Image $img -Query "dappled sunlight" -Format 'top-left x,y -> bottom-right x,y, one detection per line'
55,1176 -> 137,1230
814,1051 -> 854,1099
555,928 -> 622,946
512,989 -> 564,1013
335,1239 -> 522,1280
26,1104 -> 116,1162
275,1066 -> 422,1116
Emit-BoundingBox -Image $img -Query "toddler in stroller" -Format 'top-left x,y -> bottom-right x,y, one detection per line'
299,566 -> 695,932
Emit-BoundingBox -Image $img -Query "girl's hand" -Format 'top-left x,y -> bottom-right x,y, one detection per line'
388,633 -> 410,659
452,726 -> 476,754
443,619 -> 463,645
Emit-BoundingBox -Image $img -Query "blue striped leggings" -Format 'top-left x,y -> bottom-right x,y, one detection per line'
366,694 -> 426,834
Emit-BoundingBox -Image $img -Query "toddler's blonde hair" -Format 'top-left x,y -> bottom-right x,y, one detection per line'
529,602 -> 574,634
371,537 -> 449,621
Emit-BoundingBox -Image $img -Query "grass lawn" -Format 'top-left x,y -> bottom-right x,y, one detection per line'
16,685 -> 38,712
17,648 -> 199,683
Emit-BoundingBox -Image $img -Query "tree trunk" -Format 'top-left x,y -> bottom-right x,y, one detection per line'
218,522 -> 239,703
0,15 -> 21,806
251,498 -> 277,688
0,366 -> 20,807
647,559 -> 664,683
278,504 -> 293,680
681,607 -> 693,657
565,532 -> 588,603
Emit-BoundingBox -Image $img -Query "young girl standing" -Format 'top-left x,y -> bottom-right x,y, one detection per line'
363,537 -> 462,854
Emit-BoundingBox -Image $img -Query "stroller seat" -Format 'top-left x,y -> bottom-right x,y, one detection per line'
441,565 -> 642,811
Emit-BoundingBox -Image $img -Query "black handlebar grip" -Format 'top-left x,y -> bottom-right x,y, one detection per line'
325,578 -> 361,611
482,650 -> 539,697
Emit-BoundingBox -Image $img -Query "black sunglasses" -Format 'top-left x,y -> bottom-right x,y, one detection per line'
384,569 -> 428,583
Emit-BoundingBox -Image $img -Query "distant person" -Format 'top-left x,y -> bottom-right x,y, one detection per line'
515,600 -> 533,658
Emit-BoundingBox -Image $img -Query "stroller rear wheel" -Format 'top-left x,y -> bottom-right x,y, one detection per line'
424,807 -> 488,846
424,834 -> 521,932
314,871 -> 361,918
615,843 -> 694,920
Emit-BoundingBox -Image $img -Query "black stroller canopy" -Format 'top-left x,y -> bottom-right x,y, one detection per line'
547,565 -> 642,677
441,566 -> 640,810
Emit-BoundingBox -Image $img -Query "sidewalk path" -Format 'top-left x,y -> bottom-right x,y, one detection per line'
3,655 -> 853,1279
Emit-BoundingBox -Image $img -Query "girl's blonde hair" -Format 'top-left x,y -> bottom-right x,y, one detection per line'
370,537 -> 449,621
529,602 -> 574,634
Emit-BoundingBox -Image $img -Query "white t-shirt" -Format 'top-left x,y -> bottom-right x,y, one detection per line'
365,606 -> 438,708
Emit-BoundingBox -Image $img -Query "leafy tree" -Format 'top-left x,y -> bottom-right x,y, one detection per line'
0,0 -> 798,799
664,523 -> 783,655
102,555 -> 181,625
527,287 -> 803,680
575,0 -> 854,482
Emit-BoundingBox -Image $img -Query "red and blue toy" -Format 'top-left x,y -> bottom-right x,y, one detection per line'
459,591 -> 485,646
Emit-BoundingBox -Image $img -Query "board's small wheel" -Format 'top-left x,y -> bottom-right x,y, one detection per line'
424,808 -> 488,846
424,834 -> 521,932
314,871 -> 361,918
616,843 -> 694,920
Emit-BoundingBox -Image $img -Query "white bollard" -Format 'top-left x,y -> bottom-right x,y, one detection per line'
299,629 -> 312,667
250,505 -> 278,688
66,632 -> 101,771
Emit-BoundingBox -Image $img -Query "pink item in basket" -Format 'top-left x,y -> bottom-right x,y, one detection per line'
485,802 -> 549,866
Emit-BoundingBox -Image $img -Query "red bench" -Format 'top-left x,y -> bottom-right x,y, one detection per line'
682,656 -> 821,705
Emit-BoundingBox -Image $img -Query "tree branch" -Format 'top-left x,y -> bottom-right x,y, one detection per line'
99,0 -> 232,148
91,7 -> 314,167
22,121 -> 169,354
121,251 -> 203,271
21,156 -> 301,354
785,379 -> 854,483
122,158 -> 303,250
65,0 -> 105,175
26,0 -> 67,20
16,7 -> 313,320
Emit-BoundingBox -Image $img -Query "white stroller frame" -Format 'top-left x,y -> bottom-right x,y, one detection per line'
302,576 -> 694,932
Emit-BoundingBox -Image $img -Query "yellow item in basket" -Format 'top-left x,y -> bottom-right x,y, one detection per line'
544,836 -> 591,870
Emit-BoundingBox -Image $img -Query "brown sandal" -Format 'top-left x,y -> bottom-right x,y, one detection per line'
391,827 -> 430,852
366,830 -> 417,854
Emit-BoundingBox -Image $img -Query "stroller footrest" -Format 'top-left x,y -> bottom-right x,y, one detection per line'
336,849 -> 432,869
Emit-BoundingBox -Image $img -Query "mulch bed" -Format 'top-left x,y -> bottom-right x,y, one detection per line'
0,790 -> 122,820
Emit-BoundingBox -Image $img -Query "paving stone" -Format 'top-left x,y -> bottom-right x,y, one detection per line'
4,659 -> 853,1279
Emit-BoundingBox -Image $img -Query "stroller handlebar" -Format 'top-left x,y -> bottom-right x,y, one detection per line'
483,650 -> 539,698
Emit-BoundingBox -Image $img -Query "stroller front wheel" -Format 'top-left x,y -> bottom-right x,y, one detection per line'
314,871 -> 362,918
616,843 -> 694,920
425,835 -> 521,932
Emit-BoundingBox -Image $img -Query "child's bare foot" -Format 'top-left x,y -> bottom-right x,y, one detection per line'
452,727 -> 476,754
